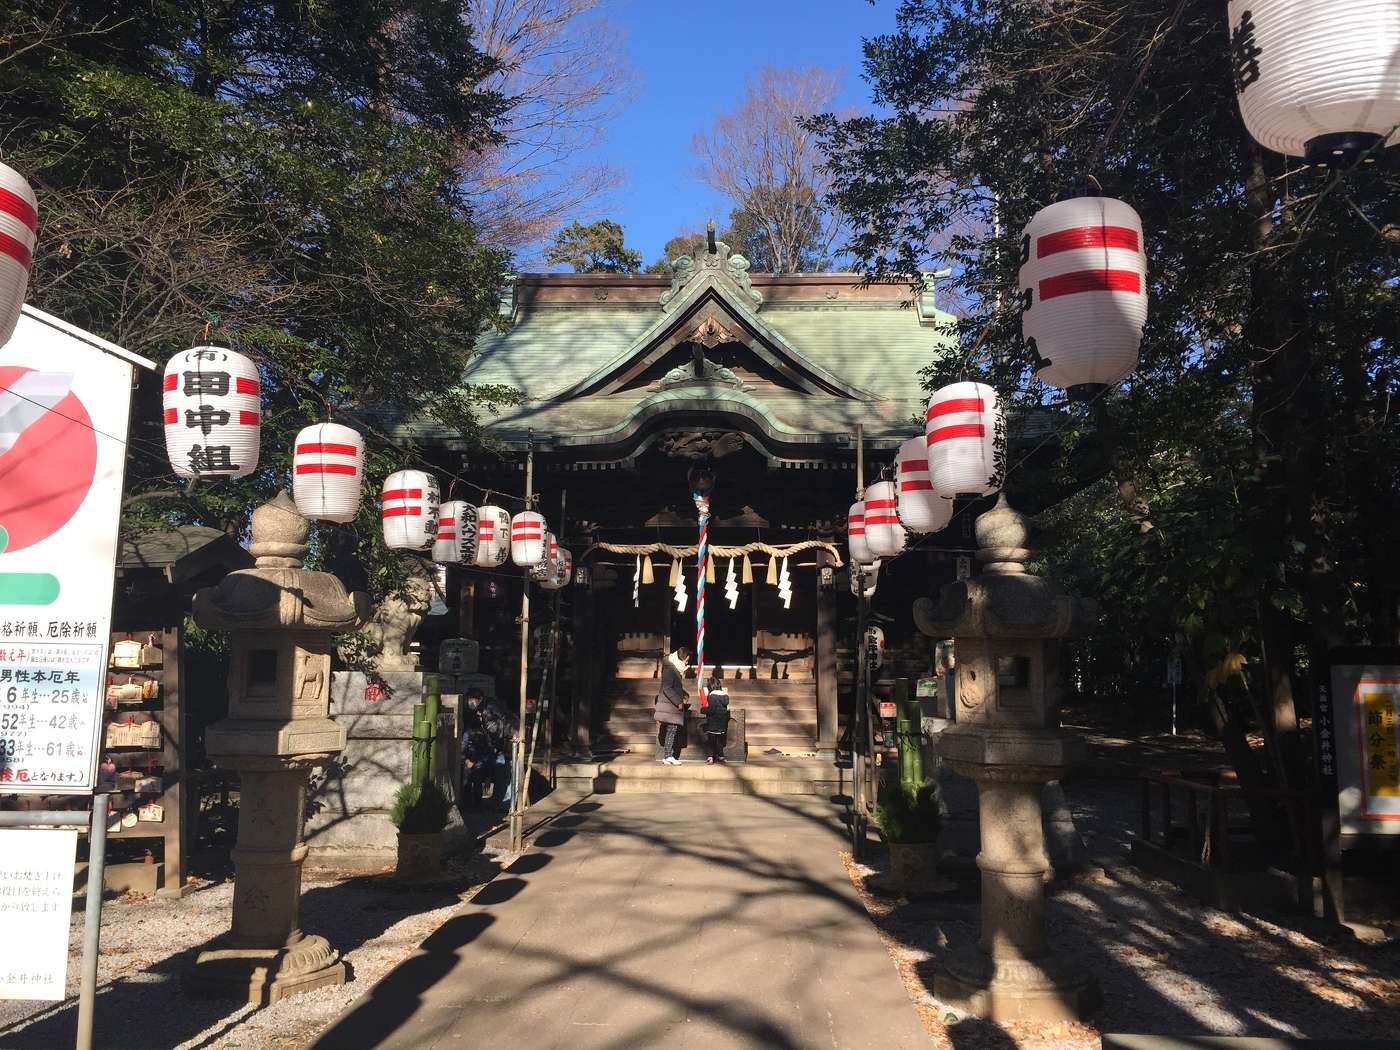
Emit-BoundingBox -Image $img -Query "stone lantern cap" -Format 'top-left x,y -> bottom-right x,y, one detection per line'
915,495 -> 1096,642
193,491 -> 370,633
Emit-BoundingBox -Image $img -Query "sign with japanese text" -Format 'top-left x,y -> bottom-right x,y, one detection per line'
1330,657 -> 1400,837
0,309 -> 141,793
0,829 -> 78,1000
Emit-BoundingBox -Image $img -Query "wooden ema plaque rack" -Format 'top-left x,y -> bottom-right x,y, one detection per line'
98,626 -> 186,896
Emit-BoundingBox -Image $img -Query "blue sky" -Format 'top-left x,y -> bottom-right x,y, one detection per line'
571,0 -> 898,267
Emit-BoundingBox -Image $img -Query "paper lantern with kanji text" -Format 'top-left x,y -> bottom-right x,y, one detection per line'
433,500 -> 479,565
292,423 -> 363,523
925,382 -> 1005,499
474,505 -> 510,567
1227,1 -> 1400,167
895,436 -> 953,533
529,531 -> 558,580
510,511 -> 547,567
1019,195 -> 1146,393
381,469 -> 439,550
0,162 -> 38,349
850,559 -> 880,598
162,347 -> 261,479
541,547 -> 572,591
863,481 -> 906,558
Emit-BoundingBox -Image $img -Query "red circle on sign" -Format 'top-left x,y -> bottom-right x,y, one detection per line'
0,366 -> 99,553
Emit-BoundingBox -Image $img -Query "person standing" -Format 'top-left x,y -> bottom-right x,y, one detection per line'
704,669 -> 731,765
656,645 -> 691,765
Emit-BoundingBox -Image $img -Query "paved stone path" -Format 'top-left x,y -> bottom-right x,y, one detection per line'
312,792 -> 929,1050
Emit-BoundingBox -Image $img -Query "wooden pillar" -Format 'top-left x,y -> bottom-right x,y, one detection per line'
572,571 -> 596,756
815,547 -> 838,757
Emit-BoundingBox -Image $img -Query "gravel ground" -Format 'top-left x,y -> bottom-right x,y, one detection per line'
0,850 -> 510,1050
847,777 -> 1400,1050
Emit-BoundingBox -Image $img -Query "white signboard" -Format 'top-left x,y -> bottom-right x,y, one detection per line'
0,828 -> 78,999
1330,660 -> 1400,836
0,309 -> 146,793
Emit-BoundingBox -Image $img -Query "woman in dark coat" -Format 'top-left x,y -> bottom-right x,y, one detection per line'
655,645 -> 692,764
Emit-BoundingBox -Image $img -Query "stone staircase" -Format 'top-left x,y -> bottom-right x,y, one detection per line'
597,678 -> 818,753
554,754 -> 843,796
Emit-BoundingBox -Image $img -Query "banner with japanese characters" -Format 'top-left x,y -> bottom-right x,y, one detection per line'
1330,657 -> 1400,837
0,309 -> 140,793
0,829 -> 78,999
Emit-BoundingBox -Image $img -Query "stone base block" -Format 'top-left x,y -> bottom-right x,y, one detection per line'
187,933 -> 345,1006
935,949 -> 1100,1022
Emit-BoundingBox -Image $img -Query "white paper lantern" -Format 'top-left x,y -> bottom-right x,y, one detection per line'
529,530 -> 558,580
925,382 -> 1006,499
162,347 -> 261,479
863,481 -> 906,558
292,423 -> 363,522
541,547 -> 572,591
381,469 -> 439,550
850,559 -> 880,598
433,500 -> 479,565
847,500 -> 876,566
895,436 -> 953,533
510,511 -> 546,567
0,162 -> 37,349
1019,196 -> 1146,392
1228,1 -> 1400,166
474,505 -> 511,567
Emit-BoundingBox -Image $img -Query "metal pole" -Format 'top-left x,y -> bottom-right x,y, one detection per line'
510,442 -> 534,852
76,793 -> 108,1050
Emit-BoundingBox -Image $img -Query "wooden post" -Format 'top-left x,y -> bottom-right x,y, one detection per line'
814,547 -> 838,757
571,553 -> 595,756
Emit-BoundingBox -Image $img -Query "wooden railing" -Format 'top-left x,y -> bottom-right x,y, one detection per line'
1138,768 -> 1317,909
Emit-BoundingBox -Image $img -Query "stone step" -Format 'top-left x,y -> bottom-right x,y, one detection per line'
607,711 -> 817,733
555,754 -> 841,795
606,695 -> 818,718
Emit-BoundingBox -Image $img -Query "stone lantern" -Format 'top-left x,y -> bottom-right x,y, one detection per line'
187,492 -> 369,1004
913,495 -> 1099,1021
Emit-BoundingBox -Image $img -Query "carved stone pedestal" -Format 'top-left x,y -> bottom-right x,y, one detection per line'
935,755 -> 1099,1021
185,493 -> 367,1006
915,496 -> 1100,1022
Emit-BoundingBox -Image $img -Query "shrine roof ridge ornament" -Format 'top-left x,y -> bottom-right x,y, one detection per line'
659,235 -> 763,312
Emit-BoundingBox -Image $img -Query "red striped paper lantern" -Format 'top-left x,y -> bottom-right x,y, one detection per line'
847,500 -> 875,565
529,530 -> 558,580
925,382 -> 1005,498
895,436 -> 953,533
0,162 -> 37,349
474,505 -> 511,567
292,423 -> 363,523
381,469 -> 439,550
162,347 -> 261,479
510,511 -> 546,567
541,547 -> 572,591
1019,196 -> 1146,392
433,500 -> 479,565
863,480 -> 906,558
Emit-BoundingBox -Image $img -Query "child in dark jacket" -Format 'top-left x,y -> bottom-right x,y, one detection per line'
704,671 -> 731,764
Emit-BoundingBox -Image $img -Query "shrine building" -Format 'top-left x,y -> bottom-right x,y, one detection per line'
405,236 -> 972,754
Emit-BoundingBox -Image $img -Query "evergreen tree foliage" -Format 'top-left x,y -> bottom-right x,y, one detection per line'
816,0 -> 1399,793
544,219 -> 642,274
0,1 -> 516,595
